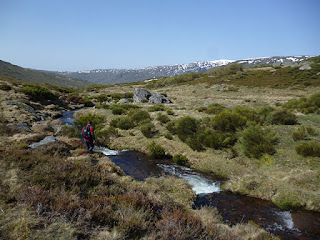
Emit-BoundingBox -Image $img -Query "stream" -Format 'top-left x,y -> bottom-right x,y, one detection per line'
60,109 -> 320,240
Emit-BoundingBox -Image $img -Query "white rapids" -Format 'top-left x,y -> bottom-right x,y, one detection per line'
157,164 -> 221,194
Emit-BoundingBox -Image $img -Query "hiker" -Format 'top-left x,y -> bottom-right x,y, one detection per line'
81,120 -> 95,153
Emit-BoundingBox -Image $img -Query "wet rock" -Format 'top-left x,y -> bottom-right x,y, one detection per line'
3,101 -> 35,114
8,123 -> 30,131
29,136 -> 59,149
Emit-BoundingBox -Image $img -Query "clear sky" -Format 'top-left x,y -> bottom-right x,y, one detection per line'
1,0 -> 319,71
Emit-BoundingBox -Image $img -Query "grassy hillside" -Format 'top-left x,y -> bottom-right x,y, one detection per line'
0,60 -> 89,88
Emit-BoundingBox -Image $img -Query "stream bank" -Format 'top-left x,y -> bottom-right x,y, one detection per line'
60,109 -> 320,240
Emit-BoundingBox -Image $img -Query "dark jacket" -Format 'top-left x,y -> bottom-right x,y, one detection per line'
81,124 -> 95,141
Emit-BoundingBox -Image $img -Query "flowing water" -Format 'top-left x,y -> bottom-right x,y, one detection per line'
60,110 -> 320,240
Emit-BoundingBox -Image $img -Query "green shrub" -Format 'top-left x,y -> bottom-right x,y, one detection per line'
112,106 -> 127,115
96,94 -> 109,103
0,84 -> 12,91
157,113 -> 171,124
61,126 -> 80,138
95,127 -> 119,146
206,103 -> 226,114
21,84 -> 58,102
295,141 -> 320,157
258,106 -> 275,120
166,108 -> 175,115
164,132 -> 173,140
82,97 -> 94,107
233,106 -> 263,124
117,117 -> 134,130
268,109 -> 298,125
241,125 -> 278,158
283,92 -> 320,114
148,104 -> 166,112
140,123 -> 156,138
173,154 -> 188,166
212,111 -> 247,132
174,116 -> 199,142
199,130 -> 236,149
73,113 -> 105,130
129,109 -> 151,125
148,141 -> 166,159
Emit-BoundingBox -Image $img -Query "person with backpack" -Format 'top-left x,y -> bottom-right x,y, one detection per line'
81,120 -> 95,153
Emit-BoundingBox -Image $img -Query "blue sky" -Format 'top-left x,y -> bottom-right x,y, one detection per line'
1,0 -> 319,71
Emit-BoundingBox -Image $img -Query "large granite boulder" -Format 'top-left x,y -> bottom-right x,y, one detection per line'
133,89 -> 172,104
133,89 -> 152,103
117,98 -> 130,104
148,93 -> 172,104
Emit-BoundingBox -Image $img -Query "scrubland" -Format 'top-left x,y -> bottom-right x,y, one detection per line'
1,58 -> 320,239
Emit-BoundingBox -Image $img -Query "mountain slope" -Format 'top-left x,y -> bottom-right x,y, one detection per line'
59,60 -> 234,85
59,56 -> 312,85
0,60 -> 89,88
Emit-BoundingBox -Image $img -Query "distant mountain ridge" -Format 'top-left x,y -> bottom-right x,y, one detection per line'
0,60 -> 88,88
59,56 -> 312,85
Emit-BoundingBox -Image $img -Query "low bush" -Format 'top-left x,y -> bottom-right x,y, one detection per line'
21,84 -> 58,102
128,109 -> 151,125
268,109 -> 298,125
73,113 -> 105,130
95,127 -> 119,146
112,106 -> 127,115
96,94 -> 109,103
148,141 -> 166,159
283,92 -> 320,114
258,106 -> 275,120
241,124 -> 278,158
199,130 -> 236,150
212,110 -> 247,132
0,84 -> 12,91
157,113 -> 171,124
164,132 -> 173,140
61,126 -> 80,138
173,154 -> 189,166
166,108 -> 175,115
206,103 -> 226,114
140,122 -> 156,138
117,117 -> 135,130
295,141 -> 320,157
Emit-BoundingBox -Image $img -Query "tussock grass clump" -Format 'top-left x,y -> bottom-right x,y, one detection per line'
95,127 -> 119,146
241,124 -> 278,158
295,140 -> 320,157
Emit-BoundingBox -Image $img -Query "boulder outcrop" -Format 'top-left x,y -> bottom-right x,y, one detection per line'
133,89 -> 171,104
